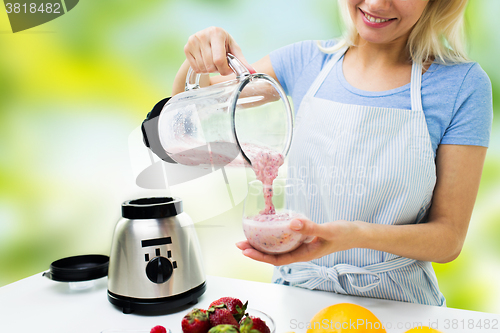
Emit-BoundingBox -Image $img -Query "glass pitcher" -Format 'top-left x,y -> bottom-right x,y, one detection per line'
142,54 -> 293,168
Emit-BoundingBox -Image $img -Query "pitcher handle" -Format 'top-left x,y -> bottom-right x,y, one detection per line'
185,53 -> 251,91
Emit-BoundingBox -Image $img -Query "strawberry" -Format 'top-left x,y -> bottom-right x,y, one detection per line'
209,297 -> 248,322
207,307 -> 239,328
208,324 -> 240,333
151,326 -> 167,333
181,308 -> 210,333
239,316 -> 271,333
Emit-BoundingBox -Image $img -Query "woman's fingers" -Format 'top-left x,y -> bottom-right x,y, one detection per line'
303,235 -> 316,244
184,39 -> 197,72
185,51 -> 198,73
235,240 -> 252,250
184,27 -> 228,75
228,40 -> 256,74
211,33 -> 233,75
290,218 -> 325,237
184,26 -> 252,76
239,237 -> 324,266
199,39 -> 215,73
241,247 -> 282,265
185,35 -> 206,73
236,241 -> 286,265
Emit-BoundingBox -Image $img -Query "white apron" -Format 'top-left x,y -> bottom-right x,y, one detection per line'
273,47 -> 446,306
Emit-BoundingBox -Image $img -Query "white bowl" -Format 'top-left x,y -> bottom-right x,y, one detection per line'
243,214 -> 308,254
244,308 -> 276,333
101,329 -> 171,333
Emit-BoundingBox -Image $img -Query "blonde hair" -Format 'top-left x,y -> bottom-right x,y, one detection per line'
319,0 -> 470,65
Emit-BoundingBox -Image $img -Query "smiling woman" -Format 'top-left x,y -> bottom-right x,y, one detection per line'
330,0 -> 470,64
174,0 -> 493,307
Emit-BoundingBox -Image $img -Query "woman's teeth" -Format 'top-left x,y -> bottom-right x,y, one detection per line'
363,12 -> 391,23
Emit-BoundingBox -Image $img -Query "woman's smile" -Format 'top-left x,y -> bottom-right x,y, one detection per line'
348,0 -> 429,45
359,8 -> 396,28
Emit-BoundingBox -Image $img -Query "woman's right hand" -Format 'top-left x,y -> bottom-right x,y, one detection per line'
184,26 -> 256,76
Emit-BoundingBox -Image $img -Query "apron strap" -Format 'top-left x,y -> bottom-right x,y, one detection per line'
306,45 -> 424,113
278,257 -> 416,293
305,46 -> 348,97
411,62 -> 424,112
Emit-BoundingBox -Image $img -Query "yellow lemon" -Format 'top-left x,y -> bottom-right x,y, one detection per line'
307,303 -> 386,333
405,327 -> 443,332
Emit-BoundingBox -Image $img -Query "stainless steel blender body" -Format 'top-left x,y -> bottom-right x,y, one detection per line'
107,197 -> 206,313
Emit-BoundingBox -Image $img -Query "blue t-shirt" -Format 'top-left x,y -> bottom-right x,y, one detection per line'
270,40 -> 493,156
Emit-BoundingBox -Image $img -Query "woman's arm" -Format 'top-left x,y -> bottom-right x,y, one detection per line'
359,144 -> 486,263
237,144 -> 487,266
172,27 -> 276,96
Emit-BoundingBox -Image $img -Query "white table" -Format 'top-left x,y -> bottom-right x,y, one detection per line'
0,273 -> 498,333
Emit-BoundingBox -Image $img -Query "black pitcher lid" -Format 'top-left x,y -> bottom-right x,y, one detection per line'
43,254 -> 109,282
121,197 -> 183,219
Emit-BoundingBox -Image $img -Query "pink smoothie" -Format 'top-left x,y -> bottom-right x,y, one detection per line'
242,211 -> 307,254
167,141 -> 308,255
167,142 -> 284,214
167,140 -> 241,167
241,143 -> 284,215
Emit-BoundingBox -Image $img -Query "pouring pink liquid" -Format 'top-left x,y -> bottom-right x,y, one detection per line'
167,141 -> 309,254
242,146 -> 311,254
168,142 -> 284,214
241,143 -> 284,215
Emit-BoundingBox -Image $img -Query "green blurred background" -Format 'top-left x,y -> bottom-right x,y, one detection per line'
0,0 -> 498,313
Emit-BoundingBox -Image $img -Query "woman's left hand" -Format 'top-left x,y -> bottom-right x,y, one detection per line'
235,218 -> 362,266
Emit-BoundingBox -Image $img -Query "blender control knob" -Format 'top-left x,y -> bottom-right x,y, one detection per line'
145,257 -> 173,284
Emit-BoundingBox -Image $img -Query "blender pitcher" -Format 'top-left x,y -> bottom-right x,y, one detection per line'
142,53 -> 293,168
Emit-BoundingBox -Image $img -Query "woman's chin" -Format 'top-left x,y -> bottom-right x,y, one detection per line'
356,30 -> 408,47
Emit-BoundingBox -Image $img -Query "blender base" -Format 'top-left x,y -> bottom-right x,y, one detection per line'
107,281 -> 206,314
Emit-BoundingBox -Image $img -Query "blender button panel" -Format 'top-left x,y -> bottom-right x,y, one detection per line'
173,261 -> 177,269
141,237 -> 172,248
